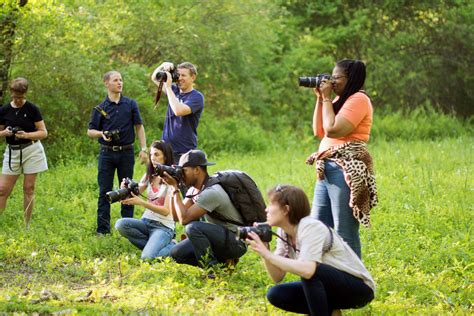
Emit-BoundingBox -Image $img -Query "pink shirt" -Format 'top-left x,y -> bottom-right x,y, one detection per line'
319,92 -> 373,152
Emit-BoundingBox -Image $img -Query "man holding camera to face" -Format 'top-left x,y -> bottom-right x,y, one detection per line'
87,70 -> 147,236
151,62 -> 204,164
162,149 -> 247,269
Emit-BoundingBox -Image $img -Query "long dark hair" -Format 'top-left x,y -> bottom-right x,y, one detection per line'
146,140 -> 175,181
333,59 -> 366,114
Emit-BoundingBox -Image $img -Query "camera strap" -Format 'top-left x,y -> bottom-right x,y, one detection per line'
94,105 -> 110,119
273,223 -> 333,255
8,145 -> 23,172
154,80 -> 165,109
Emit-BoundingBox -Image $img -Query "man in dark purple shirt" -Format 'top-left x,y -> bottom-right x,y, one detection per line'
151,62 -> 204,163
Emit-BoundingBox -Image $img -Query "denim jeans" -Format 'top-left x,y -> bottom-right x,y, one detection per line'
115,217 -> 175,259
311,160 -> 361,257
170,221 -> 247,267
267,263 -> 374,316
97,148 -> 135,234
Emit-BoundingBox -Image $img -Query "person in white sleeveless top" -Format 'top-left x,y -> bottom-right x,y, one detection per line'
115,140 -> 176,260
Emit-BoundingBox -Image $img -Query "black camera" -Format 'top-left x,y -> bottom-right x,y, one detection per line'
106,178 -> 140,204
155,66 -> 179,82
237,223 -> 272,242
298,73 -> 331,88
103,129 -> 120,142
8,126 -> 22,134
154,164 -> 183,181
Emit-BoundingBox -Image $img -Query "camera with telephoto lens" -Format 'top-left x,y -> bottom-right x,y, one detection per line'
154,164 -> 183,181
237,223 -> 272,242
103,129 -> 120,142
298,73 -> 331,88
155,65 -> 179,82
106,177 -> 140,204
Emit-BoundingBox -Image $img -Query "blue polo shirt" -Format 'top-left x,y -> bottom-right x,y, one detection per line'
162,85 -> 204,154
88,95 -> 143,146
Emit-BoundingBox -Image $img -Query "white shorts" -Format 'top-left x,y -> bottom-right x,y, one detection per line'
2,141 -> 48,175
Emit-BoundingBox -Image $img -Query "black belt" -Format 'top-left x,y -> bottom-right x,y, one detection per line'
9,141 -> 36,150
100,144 -> 134,152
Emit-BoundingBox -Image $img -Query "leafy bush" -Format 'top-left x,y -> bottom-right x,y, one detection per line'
372,105 -> 472,141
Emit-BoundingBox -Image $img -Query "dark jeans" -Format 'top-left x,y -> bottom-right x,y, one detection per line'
266,263 -> 374,316
170,221 -> 247,267
97,148 -> 135,234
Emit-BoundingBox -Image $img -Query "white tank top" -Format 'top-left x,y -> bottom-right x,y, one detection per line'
141,180 -> 175,230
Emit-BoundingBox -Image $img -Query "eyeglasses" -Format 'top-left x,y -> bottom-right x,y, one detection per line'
331,75 -> 346,80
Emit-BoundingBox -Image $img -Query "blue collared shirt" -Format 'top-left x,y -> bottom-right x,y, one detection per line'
88,95 -> 143,146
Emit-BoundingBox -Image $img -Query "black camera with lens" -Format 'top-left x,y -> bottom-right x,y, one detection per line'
154,164 -> 183,181
298,73 -> 331,88
106,177 -> 140,204
237,223 -> 272,242
103,129 -> 120,142
155,65 -> 179,82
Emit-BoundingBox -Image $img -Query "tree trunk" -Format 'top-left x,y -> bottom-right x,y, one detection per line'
0,0 -> 28,104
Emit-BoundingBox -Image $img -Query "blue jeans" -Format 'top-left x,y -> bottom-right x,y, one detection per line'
97,148 -> 135,234
115,217 -> 175,259
311,160 -> 361,257
170,221 -> 247,267
267,263 -> 374,315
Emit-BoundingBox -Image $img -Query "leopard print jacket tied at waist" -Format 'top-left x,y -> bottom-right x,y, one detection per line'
306,141 -> 378,228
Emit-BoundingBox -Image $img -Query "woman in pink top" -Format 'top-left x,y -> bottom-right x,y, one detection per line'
306,59 -> 378,258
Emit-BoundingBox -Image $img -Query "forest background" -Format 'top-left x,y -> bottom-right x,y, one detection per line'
1,0 -> 472,162
0,0 -> 473,314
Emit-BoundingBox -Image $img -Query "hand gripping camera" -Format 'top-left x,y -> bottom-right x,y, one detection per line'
237,223 -> 272,242
298,73 -> 331,88
106,178 -> 140,204
155,65 -> 179,83
103,129 -> 120,142
8,126 -> 23,140
154,164 -> 183,182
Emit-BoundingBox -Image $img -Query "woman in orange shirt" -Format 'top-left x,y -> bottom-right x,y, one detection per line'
306,59 -> 378,258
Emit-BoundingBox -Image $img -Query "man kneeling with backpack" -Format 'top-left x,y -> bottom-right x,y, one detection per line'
163,149 -> 248,268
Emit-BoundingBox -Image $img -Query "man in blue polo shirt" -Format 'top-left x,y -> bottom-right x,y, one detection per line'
151,62 -> 204,163
87,71 -> 147,235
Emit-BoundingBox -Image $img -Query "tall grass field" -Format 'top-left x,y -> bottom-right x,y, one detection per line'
0,135 -> 472,314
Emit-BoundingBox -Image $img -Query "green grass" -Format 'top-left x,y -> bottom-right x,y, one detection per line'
0,137 -> 472,314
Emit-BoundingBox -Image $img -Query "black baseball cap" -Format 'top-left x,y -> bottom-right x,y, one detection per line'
178,150 -> 216,168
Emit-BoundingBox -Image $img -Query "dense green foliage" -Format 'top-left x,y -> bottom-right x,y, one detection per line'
1,0 -> 473,163
0,130 -> 472,314
0,1 -> 473,313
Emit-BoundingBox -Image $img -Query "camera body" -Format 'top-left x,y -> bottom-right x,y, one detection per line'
298,73 -> 331,88
237,223 -> 272,242
154,164 -> 183,182
8,126 -> 23,135
103,129 -> 120,142
155,65 -> 179,82
106,177 -> 140,204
